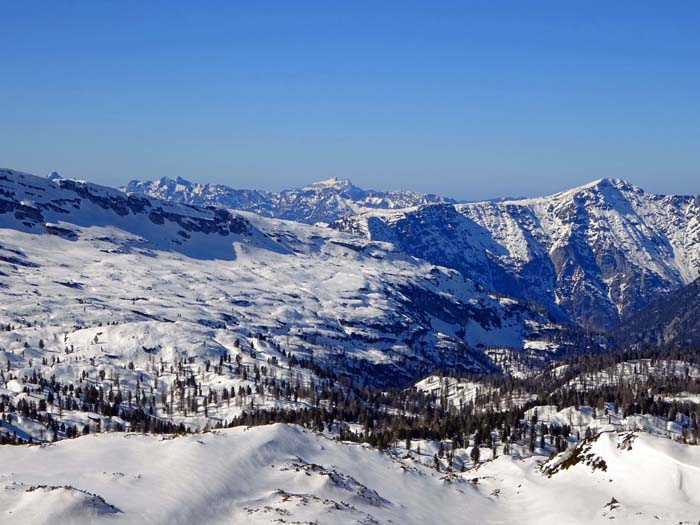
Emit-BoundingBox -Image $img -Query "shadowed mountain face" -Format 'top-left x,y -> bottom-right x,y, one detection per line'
612,278 -> 700,348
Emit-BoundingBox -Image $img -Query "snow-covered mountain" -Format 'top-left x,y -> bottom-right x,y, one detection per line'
2,166 -> 698,524
333,179 -> 700,330
2,424 -> 698,524
124,176 -> 455,224
126,175 -> 700,330
0,168 -> 564,395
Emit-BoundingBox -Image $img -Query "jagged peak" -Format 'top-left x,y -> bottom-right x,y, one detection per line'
302,177 -> 358,191
547,178 -> 642,200
560,178 -> 647,204
579,178 -> 637,191
154,175 -> 194,187
497,178 -> 644,206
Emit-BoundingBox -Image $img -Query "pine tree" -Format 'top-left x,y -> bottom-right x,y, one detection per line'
470,446 -> 480,464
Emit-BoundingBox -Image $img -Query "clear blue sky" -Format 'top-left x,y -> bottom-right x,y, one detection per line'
1,1 -> 698,200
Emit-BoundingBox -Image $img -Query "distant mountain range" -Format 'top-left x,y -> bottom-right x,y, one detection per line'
124,176 -> 454,224
127,175 -> 700,331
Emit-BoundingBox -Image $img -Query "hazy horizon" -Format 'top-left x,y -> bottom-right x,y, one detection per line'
2,2 -> 699,201
7,166 -> 697,203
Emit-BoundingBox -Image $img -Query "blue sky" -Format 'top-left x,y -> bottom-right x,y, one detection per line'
1,1 -> 698,200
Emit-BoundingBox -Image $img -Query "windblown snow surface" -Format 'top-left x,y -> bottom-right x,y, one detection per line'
1,424 -> 698,524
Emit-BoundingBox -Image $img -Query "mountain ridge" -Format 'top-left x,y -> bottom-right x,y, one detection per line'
122,173 -> 700,329
8,167 -> 700,335
332,178 -> 700,330
124,175 -> 455,224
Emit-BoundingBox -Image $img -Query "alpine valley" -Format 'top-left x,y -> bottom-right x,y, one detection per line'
2,168 -> 700,524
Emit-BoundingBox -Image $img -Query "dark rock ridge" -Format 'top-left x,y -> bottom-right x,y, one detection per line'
0,169 -> 269,260
612,277 -> 700,348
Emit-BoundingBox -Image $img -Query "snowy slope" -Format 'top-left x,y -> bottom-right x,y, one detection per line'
0,167 -> 578,441
414,374 -> 537,411
124,176 -> 454,224
1,424 -> 487,524
488,430 -> 700,524
1,424 -> 698,524
334,179 -> 700,330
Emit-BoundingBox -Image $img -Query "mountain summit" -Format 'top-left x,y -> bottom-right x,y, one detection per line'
302,177 -> 357,191
124,177 -> 454,224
